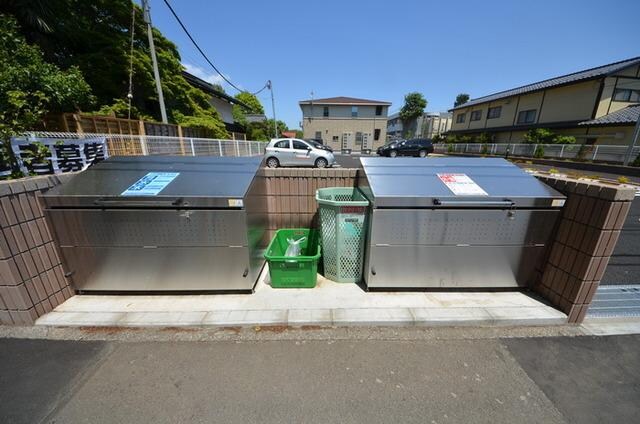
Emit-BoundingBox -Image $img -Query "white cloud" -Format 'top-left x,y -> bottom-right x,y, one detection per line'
182,62 -> 226,86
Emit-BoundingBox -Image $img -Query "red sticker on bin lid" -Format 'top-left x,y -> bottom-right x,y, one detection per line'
437,173 -> 488,196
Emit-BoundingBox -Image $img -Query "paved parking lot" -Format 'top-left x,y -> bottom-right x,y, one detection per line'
1,333 -> 638,423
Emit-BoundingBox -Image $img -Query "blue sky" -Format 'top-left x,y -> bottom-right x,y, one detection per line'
149,0 -> 640,129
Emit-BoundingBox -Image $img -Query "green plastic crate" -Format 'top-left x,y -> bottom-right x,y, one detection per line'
264,229 -> 321,288
316,187 -> 369,283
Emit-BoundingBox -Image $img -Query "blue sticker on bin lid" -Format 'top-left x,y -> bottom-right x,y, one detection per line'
121,172 -> 180,196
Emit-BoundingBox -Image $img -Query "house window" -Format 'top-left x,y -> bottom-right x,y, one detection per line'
351,106 -> 358,117
613,88 -> 640,102
314,131 -> 322,141
470,110 -> 482,121
375,105 -> 383,116
355,132 -> 363,145
332,135 -> 339,142
456,113 -> 466,123
487,106 -> 502,119
374,129 -> 381,141
517,109 -> 537,124
323,106 -> 329,117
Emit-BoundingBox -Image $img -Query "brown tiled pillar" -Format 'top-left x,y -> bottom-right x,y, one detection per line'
533,175 -> 635,323
0,175 -> 73,325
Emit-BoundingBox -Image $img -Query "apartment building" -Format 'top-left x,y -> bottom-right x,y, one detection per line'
448,57 -> 640,145
299,96 -> 391,152
387,112 -> 452,140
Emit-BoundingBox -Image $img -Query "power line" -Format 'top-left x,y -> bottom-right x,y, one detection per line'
162,0 -> 255,94
126,4 -> 136,119
251,83 -> 269,96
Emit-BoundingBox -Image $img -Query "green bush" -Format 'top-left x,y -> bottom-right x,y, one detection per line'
632,154 -> 640,167
480,144 -> 488,155
553,135 -> 577,144
524,128 -> 555,144
533,145 -> 545,158
477,132 -> 493,144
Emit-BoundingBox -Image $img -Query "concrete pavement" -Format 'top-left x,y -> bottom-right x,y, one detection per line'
2,330 -> 639,423
35,270 -> 566,328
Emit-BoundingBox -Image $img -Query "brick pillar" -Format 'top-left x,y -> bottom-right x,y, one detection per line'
533,175 -> 635,323
0,175 -> 74,325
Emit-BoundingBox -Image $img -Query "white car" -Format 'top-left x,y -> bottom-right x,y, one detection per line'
264,138 -> 336,168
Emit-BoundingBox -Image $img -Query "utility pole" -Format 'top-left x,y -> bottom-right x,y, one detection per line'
141,0 -> 168,124
267,80 -> 278,138
623,110 -> 640,166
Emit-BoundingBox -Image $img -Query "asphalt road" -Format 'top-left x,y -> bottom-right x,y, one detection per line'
1,334 -> 639,423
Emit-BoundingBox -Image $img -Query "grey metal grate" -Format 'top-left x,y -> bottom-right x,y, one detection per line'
587,285 -> 640,318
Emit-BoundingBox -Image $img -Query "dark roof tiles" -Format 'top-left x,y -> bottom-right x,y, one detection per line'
452,57 -> 640,110
579,104 -> 640,126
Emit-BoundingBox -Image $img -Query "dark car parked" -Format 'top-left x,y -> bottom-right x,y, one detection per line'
377,138 -> 434,157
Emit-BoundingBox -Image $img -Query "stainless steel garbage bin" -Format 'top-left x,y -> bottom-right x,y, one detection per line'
358,157 -> 566,289
40,156 -> 267,293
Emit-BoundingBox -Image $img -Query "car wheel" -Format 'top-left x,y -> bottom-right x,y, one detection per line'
266,157 -> 279,168
418,149 -> 427,158
315,157 -> 328,168
389,150 -> 398,158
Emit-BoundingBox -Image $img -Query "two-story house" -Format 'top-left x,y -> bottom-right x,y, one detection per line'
182,71 -> 251,139
448,57 -> 640,146
299,96 -> 391,152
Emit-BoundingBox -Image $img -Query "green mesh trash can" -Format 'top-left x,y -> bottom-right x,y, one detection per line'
316,187 -> 369,283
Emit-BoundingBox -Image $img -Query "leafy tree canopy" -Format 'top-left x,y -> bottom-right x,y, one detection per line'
454,93 -> 470,107
246,119 -> 287,141
0,0 -> 228,137
232,92 -> 265,130
0,14 -> 94,173
236,92 -> 265,114
399,92 -> 427,122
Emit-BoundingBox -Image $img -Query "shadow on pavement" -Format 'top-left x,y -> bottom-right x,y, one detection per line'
504,335 -> 640,424
0,338 -> 107,424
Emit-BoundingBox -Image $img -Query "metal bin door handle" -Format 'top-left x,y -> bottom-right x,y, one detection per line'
93,197 -> 186,207
433,198 -> 515,207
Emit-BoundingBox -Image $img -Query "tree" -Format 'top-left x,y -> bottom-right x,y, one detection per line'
399,92 -> 427,122
295,130 -> 304,138
246,119 -> 287,141
232,92 -> 265,129
235,92 -> 264,114
454,93 -> 470,107
0,15 -> 94,176
2,0 -> 228,135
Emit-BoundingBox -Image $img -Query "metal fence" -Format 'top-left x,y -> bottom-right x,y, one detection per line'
435,143 -> 640,164
20,132 -> 267,157
4,132 -> 267,177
